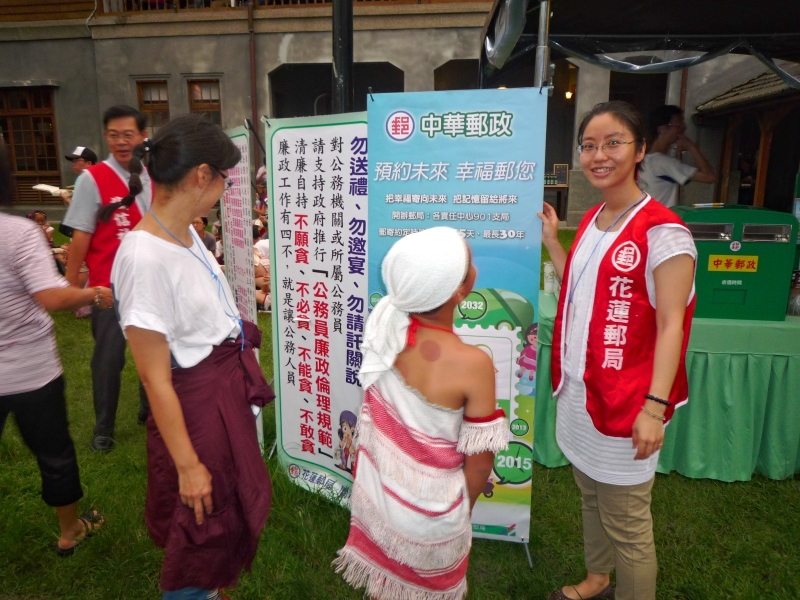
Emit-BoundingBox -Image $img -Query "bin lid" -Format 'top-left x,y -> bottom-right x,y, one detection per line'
672,204 -> 800,226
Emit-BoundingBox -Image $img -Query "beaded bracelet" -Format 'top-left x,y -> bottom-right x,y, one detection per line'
94,287 -> 103,307
645,393 -> 671,407
641,405 -> 666,422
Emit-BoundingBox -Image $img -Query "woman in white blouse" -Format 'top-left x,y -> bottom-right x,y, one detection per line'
539,101 -> 696,600
110,115 -> 273,600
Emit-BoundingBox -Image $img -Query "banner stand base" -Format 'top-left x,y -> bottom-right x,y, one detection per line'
523,541 -> 533,571
268,439 -> 277,460
265,379 -> 277,460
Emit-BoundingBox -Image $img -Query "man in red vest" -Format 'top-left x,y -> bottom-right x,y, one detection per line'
63,105 -> 152,452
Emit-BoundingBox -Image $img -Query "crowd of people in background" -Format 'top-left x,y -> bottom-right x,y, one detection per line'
30,113 -> 273,318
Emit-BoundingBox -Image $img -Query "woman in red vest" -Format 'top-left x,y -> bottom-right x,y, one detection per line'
539,101 -> 696,600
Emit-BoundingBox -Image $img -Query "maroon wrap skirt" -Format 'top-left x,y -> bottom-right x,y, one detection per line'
145,320 -> 275,591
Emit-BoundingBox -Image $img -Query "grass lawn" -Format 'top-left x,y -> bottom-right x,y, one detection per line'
1,235 -> 799,599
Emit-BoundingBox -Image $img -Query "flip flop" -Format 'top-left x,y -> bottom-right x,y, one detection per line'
55,510 -> 105,557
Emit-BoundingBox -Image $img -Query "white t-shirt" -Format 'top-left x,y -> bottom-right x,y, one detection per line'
111,228 -> 241,368
556,198 -> 697,485
638,153 -> 698,208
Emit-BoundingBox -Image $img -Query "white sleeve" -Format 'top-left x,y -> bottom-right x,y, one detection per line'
112,239 -> 176,342
647,225 -> 697,271
660,154 -> 698,186
645,225 -> 697,306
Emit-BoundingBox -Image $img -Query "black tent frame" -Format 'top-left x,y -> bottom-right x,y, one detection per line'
480,0 -> 800,90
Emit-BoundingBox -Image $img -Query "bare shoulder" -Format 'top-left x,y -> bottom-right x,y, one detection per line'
461,341 -> 494,368
451,340 -> 496,416
443,338 -> 495,378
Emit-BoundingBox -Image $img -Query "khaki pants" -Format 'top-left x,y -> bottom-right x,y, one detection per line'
572,467 -> 657,600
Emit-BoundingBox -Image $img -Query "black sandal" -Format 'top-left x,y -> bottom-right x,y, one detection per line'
55,510 -> 105,557
548,585 -> 614,600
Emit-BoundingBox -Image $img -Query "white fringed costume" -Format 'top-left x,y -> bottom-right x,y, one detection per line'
333,367 -> 507,600
333,227 -> 508,599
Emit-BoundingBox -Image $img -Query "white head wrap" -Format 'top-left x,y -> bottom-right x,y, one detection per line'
359,227 -> 469,389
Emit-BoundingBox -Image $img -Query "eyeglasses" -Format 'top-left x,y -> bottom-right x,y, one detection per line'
105,132 -> 139,142
212,167 -> 233,190
577,139 -> 638,155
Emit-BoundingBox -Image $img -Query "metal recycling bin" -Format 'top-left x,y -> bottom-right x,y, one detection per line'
672,205 -> 799,321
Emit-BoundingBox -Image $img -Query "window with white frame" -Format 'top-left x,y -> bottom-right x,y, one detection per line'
188,79 -> 221,126
137,80 -> 170,133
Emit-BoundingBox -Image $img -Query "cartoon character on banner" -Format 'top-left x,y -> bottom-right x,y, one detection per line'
515,323 -> 538,396
335,410 -> 358,474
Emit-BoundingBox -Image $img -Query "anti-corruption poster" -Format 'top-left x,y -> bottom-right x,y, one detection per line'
266,114 -> 369,504
221,125 -> 262,442
222,126 -> 257,324
368,89 -> 546,544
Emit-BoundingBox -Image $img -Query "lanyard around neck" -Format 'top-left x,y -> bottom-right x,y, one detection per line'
150,208 -> 245,349
150,209 -> 212,270
567,193 -> 647,305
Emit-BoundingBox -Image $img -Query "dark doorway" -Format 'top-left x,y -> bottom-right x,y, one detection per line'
434,59 -> 479,91
732,114 -> 761,206
609,72 -> 668,123
547,60 -> 577,171
482,58 -> 576,170
270,62 -> 404,119
765,104 -> 800,213
481,56 -> 576,218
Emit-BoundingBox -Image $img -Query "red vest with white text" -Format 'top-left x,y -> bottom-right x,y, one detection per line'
551,198 -> 695,437
84,162 -> 147,288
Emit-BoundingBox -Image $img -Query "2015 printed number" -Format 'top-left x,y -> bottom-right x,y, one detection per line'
496,455 -> 532,471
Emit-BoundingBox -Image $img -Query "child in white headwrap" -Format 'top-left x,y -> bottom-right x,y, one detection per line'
334,227 -> 508,600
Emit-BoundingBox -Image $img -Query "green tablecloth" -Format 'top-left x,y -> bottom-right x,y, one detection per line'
535,293 -> 800,482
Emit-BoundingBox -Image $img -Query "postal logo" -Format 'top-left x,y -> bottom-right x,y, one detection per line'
386,110 -> 415,142
611,241 -> 641,272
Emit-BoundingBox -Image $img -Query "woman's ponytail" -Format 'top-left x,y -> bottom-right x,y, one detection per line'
96,140 -> 151,223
